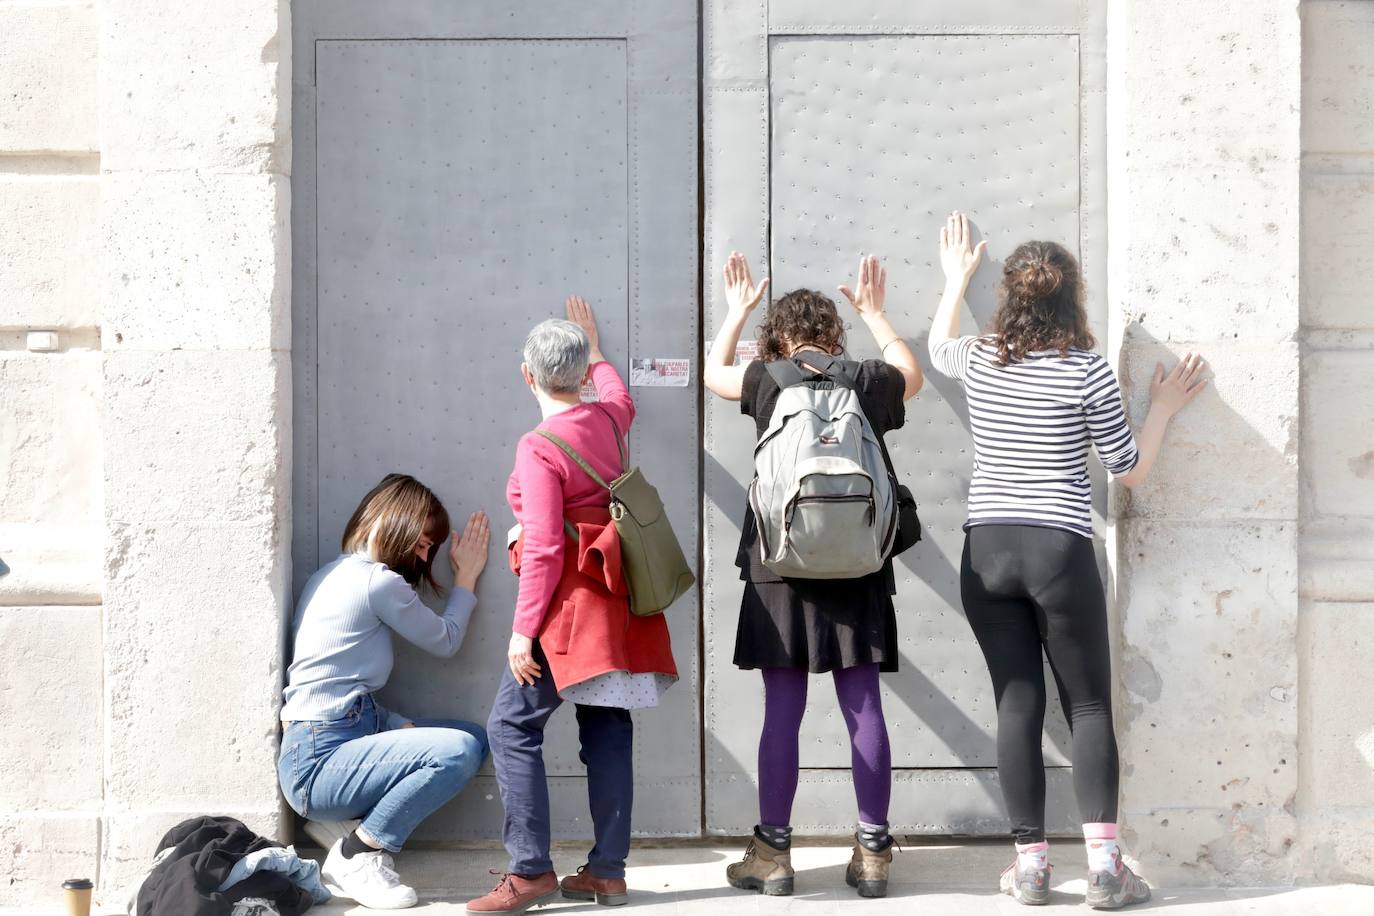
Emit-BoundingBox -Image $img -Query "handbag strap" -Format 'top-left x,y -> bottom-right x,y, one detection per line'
592,403 -> 629,470
535,429 -> 611,491
534,407 -> 630,540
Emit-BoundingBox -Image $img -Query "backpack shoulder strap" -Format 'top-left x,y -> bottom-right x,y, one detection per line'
791,353 -> 859,391
764,359 -> 810,390
535,429 -> 611,491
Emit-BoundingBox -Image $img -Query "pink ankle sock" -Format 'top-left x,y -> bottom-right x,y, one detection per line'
1015,840 -> 1049,872
1083,823 -> 1121,874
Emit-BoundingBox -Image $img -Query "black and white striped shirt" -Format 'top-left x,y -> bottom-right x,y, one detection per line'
931,336 -> 1139,538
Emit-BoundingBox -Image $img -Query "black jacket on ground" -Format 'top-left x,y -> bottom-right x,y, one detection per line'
135,816 -> 313,916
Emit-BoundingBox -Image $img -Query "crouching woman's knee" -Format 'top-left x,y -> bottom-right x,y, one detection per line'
435,728 -> 487,789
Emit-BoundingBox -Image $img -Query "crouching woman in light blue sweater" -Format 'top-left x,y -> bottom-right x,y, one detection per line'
278,473 -> 492,910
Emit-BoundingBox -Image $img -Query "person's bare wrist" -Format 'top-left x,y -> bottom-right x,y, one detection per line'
455,573 -> 478,592
588,350 -> 605,365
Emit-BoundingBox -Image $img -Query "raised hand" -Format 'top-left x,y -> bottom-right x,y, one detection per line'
565,295 -> 604,361
723,251 -> 770,315
448,510 -> 491,592
939,210 -> 988,286
838,254 -> 887,319
1150,352 -> 1209,417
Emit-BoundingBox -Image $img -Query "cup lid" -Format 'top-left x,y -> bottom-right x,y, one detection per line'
62,878 -> 94,890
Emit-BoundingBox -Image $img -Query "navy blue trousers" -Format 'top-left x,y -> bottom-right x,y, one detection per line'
487,640 -> 635,879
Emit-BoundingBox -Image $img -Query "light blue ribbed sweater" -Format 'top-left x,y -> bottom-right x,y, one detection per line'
280,553 -> 476,721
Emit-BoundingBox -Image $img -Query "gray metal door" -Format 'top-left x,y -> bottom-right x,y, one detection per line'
703,1 -> 1107,834
292,1 -> 701,839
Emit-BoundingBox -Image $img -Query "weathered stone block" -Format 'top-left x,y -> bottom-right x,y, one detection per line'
1302,350 -> 1374,520
101,0 -> 289,172
0,4 -> 98,152
104,520 -> 286,810
1115,340 -> 1298,521
1116,520 -> 1298,884
1122,804 -> 1298,887
0,353 -> 102,525
102,350 -> 288,525
0,813 -> 101,908
103,173 -> 289,351
1299,601 -> 1374,811
0,608 -> 102,811
1303,0 -> 1374,154
1302,808 -> 1374,884
0,178 -> 101,329
1112,163 -> 1298,343
1122,1 -> 1299,171
1302,172 -> 1374,331
1117,521 -> 1297,804
0,352 -> 103,604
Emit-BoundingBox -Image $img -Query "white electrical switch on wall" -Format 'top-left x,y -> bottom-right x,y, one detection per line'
26,330 -> 60,352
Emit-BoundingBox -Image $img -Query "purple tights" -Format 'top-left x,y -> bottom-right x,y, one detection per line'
758,664 -> 891,828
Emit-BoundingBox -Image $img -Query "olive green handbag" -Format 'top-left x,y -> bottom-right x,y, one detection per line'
536,409 -> 695,616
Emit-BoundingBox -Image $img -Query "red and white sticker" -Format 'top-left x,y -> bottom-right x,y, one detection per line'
630,358 -> 691,387
706,338 -> 759,366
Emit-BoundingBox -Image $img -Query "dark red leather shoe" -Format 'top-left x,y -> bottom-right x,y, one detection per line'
465,870 -> 559,913
560,864 -> 629,906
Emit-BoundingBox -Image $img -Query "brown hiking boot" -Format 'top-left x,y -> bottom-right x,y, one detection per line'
560,865 -> 629,906
845,837 -> 893,898
726,836 -> 794,896
465,870 -> 558,913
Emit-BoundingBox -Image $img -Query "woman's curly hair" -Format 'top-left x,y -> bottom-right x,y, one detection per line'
989,240 -> 1095,365
757,288 -> 846,361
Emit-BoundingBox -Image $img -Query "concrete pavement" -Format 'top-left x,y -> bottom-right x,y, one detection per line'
28,841 -> 1372,915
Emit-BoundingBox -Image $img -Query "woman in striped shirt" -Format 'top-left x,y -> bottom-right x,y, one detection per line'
929,212 -> 1207,910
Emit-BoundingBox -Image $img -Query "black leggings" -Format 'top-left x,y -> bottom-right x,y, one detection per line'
961,524 -> 1119,843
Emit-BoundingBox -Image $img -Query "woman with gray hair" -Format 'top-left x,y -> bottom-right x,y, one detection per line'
467,297 -> 677,914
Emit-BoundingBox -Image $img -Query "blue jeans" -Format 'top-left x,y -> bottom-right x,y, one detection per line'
278,694 -> 488,852
487,641 -> 634,879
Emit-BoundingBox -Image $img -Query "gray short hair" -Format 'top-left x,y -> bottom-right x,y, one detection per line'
523,319 -> 590,394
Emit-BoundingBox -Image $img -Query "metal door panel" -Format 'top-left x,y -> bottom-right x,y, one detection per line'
770,34 -> 1079,769
316,38 -> 630,778
296,0 -> 701,840
704,1 -> 1104,835
294,0 -> 633,45
769,0 -> 1081,33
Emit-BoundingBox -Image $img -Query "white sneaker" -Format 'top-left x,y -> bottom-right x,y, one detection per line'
303,818 -> 362,849
320,838 -> 419,909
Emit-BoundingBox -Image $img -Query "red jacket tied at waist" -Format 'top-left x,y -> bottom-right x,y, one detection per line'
509,506 -> 677,694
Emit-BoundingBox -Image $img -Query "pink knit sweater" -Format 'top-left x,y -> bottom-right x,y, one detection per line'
506,360 -> 636,638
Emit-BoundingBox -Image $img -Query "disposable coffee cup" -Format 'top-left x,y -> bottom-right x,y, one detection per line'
61,878 -> 93,916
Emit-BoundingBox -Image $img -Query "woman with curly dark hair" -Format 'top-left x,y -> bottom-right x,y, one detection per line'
928,212 -> 1208,909
704,252 -> 922,899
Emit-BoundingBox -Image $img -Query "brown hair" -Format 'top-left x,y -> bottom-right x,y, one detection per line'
989,241 -> 1095,365
341,473 -> 450,591
757,289 -> 847,362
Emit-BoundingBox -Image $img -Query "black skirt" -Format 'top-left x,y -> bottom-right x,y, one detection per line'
733,527 -> 900,673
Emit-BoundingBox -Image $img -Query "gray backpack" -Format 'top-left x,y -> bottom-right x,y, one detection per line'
750,357 -> 898,579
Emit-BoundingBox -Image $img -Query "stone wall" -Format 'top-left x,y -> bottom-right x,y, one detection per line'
0,0 -> 292,907
1297,0 -> 1374,885
0,0 -> 1371,907
1107,0 -> 1303,886
0,0 -> 107,904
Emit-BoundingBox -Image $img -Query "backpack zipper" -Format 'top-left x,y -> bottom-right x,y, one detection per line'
784,493 -> 877,530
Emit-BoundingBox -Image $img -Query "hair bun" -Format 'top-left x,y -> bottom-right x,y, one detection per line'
1014,260 -> 1063,300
